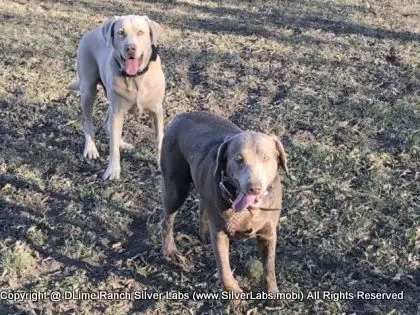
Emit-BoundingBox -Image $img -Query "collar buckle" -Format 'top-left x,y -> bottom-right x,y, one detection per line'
218,172 -> 237,204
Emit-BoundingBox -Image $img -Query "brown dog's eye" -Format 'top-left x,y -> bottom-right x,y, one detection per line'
137,30 -> 144,36
235,155 -> 244,164
117,29 -> 125,37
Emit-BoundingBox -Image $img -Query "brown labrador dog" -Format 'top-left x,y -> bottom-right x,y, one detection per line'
160,111 -> 288,298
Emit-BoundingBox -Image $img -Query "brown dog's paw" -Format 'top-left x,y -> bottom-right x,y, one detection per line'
229,297 -> 244,309
265,291 -> 281,307
223,286 -> 244,309
163,248 -> 192,271
229,295 -> 245,310
165,248 -> 186,264
265,296 -> 280,307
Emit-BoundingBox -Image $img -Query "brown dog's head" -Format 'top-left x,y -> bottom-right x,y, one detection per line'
101,15 -> 161,76
215,132 -> 288,212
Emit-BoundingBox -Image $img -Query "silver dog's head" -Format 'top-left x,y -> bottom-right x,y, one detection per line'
101,15 -> 161,76
215,132 -> 288,212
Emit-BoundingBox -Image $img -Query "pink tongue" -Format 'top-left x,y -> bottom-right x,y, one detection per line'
232,193 -> 258,212
124,59 -> 139,76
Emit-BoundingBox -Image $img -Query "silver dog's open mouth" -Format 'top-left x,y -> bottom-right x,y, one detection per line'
123,54 -> 144,76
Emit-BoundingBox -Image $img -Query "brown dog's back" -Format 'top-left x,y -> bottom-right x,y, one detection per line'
162,112 -> 241,160
160,112 -> 241,214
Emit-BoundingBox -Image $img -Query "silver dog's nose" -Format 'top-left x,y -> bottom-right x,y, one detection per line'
247,183 -> 261,195
125,44 -> 136,55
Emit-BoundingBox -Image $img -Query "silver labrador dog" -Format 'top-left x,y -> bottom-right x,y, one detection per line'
69,15 -> 165,180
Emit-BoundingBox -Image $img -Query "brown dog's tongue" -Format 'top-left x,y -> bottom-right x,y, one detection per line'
232,193 -> 257,212
124,59 -> 139,76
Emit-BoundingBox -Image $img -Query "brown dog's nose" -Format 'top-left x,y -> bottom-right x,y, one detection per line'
125,44 -> 136,56
247,183 -> 261,195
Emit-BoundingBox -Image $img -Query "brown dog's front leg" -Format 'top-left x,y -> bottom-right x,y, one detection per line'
210,228 -> 242,292
257,233 -> 278,295
199,203 -> 211,244
161,209 -> 187,266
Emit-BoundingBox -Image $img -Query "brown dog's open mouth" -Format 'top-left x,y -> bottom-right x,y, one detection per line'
123,54 -> 144,76
232,193 -> 261,212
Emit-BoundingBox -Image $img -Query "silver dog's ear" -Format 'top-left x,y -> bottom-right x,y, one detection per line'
272,136 -> 289,176
101,16 -> 120,47
214,137 -> 231,178
144,16 -> 161,46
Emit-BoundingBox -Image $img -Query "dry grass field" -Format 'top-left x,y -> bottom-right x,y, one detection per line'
0,0 -> 419,314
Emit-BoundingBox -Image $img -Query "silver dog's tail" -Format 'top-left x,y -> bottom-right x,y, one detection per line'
68,59 -> 80,91
68,80 -> 80,91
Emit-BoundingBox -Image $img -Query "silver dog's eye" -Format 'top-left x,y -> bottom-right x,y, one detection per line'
117,29 -> 125,37
137,30 -> 144,36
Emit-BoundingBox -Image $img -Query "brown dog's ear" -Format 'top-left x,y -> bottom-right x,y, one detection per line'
272,136 -> 289,176
214,137 -> 231,179
144,16 -> 161,46
101,16 -> 120,47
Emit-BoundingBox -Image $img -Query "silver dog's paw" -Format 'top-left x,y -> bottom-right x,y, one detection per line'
83,142 -> 100,159
102,163 -> 121,180
120,139 -> 134,150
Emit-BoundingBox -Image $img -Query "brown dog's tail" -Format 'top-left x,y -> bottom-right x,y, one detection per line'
68,80 -> 80,91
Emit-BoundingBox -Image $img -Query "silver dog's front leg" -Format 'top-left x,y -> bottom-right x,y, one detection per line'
103,107 -> 124,180
149,106 -> 164,167
105,107 -> 134,151
80,86 -> 100,159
